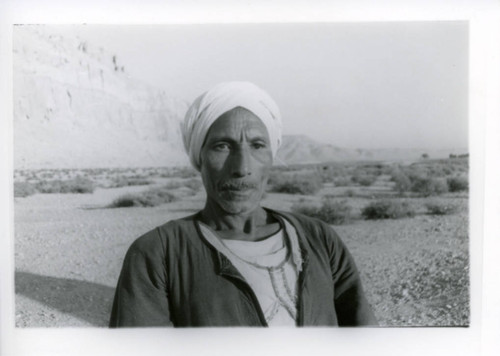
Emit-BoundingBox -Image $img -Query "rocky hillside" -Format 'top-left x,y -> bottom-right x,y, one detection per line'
14,25 -> 189,169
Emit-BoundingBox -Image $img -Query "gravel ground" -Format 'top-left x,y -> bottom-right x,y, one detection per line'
14,187 -> 469,327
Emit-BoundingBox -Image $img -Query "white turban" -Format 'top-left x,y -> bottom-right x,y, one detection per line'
181,81 -> 282,171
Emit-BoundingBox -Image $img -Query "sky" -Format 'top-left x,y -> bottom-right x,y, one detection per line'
64,22 -> 468,150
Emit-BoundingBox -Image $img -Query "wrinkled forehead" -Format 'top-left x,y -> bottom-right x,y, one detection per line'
204,107 -> 270,142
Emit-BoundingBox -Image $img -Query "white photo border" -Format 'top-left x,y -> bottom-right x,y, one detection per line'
1,1 -> 499,356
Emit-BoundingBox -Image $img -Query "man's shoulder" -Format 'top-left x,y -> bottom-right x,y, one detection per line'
157,213 -> 199,233
129,213 -> 200,254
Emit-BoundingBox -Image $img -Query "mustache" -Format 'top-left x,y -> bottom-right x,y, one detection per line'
218,180 -> 259,191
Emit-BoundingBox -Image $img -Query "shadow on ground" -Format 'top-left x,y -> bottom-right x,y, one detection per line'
15,270 -> 115,327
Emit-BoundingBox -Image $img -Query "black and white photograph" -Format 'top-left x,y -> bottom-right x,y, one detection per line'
12,22 -> 469,327
2,1 -> 500,355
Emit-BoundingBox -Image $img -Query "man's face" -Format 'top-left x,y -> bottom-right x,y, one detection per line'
199,107 -> 273,215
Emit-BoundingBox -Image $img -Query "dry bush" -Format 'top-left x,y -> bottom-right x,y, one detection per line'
424,164 -> 450,177
40,171 -> 56,180
172,167 -> 199,179
164,180 -> 183,189
361,199 -> 416,220
354,164 -> 383,177
410,176 -> 448,196
109,185 -> 177,207
351,173 -> 377,187
317,164 -> 349,183
391,160 -> 466,196
268,173 -> 323,195
184,178 -> 203,192
344,189 -> 356,197
109,177 -> 154,188
425,201 -> 458,215
14,182 -> 37,197
164,178 -> 203,192
333,176 -> 352,187
290,201 -> 318,219
292,198 -> 353,225
349,165 -> 382,187
391,170 -> 412,194
35,177 -> 95,194
447,176 -> 468,192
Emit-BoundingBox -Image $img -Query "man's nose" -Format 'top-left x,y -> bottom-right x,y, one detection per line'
230,146 -> 251,177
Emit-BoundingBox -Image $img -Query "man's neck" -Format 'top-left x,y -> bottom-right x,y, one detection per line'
199,201 -> 279,241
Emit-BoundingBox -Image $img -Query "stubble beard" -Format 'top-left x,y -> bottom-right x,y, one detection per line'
215,188 -> 263,215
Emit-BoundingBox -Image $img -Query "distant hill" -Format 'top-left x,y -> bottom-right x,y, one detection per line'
277,135 -> 467,164
13,26 -> 467,169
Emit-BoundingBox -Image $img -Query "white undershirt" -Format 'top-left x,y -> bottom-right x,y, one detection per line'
199,223 -> 300,326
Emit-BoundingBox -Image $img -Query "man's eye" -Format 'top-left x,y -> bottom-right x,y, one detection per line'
213,143 -> 230,151
252,142 -> 267,149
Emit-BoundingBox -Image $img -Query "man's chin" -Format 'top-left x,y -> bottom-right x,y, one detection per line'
217,200 -> 259,215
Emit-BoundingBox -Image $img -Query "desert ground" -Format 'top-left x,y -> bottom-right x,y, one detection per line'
13,159 -> 469,327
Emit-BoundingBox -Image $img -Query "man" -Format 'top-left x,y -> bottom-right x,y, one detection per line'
109,82 -> 377,327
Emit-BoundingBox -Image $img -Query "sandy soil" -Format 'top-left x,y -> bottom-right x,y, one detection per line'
14,186 -> 469,327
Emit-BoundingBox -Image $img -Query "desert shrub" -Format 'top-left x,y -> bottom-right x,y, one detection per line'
292,198 -> 353,225
184,178 -> 203,192
425,201 -> 458,215
40,171 -> 56,179
382,164 -> 395,175
128,173 -> 150,180
360,164 -> 383,176
291,201 -> 319,219
344,189 -> 356,197
447,176 -> 468,192
110,177 -> 153,188
351,172 -> 377,186
359,175 -> 377,186
164,180 -> 183,189
160,167 -> 198,179
14,182 -> 37,197
174,167 -> 198,179
63,177 -> 95,193
333,176 -> 351,187
424,163 -> 453,177
407,165 -> 430,180
268,173 -> 323,195
410,176 -> 448,196
164,178 -> 203,192
318,165 -> 349,183
392,171 -> 412,194
318,168 -> 334,183
316,198 -> 353,224
442,166 -> 454,175
35,176 -> 95,194
109,185 -> 177,207
361,199 -> 416,220
33,180 -> 61,193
